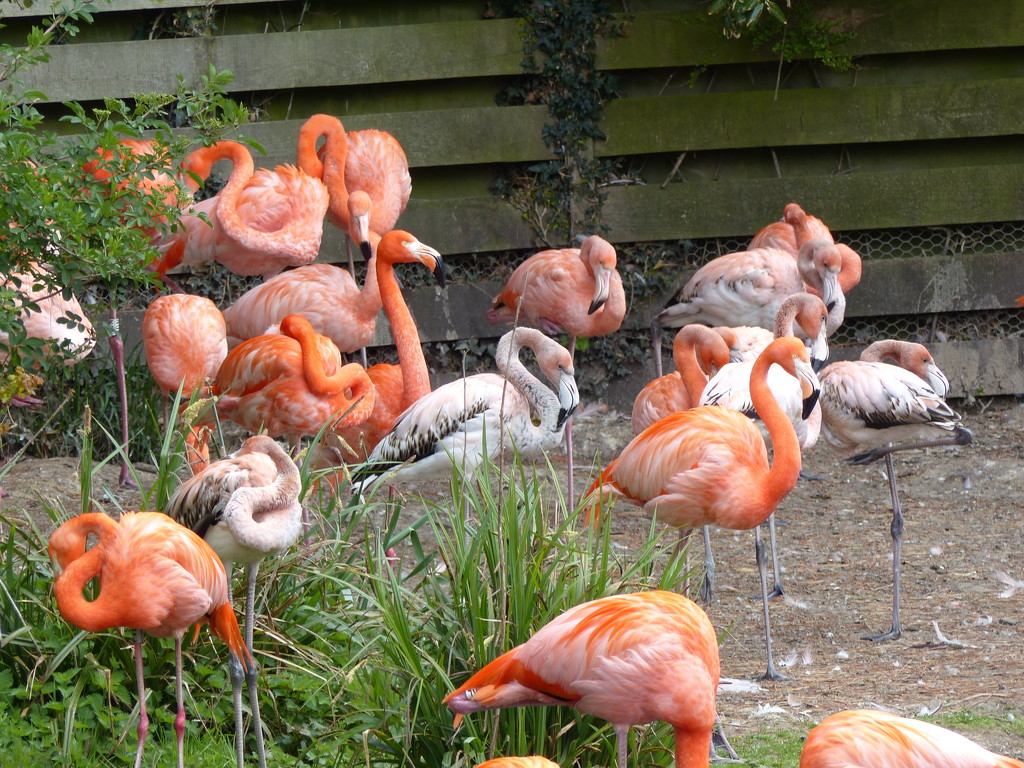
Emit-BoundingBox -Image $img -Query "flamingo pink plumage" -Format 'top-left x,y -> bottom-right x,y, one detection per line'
818,339 -> 972,641
208,314 -> 375,446
445,590 -> 719,768
630,324 -> 732,435
156,140 -> 329,279
49,511 -> 250,768
296,114 -> 411,260
221,261 -> 381,354
583,337 -> 820,680
142,293 -> 227,400
651,240 -> 846,378
800,709 -> 1024,768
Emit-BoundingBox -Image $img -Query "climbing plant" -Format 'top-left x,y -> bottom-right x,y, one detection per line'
489,0 -> 623,245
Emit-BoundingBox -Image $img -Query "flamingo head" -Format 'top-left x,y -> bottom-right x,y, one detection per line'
347,191 -> 374,261
379,230 -> 446,288
794,294 -> 830,372
798,238 -> 843,313
541,349 -> 579,429
766,337 -> 821,419
580,235 -> 617,314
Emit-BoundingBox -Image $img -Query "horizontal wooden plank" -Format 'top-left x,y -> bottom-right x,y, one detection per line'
600,165 -> 1024,243
0,0 -> 289,17
600,79 -> 1024,157
19,19 -> 524,102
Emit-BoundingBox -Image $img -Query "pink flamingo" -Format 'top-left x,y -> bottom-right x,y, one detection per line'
583,337 -> 820,680
445,590 -> 719,768
156,140 -> 329,279
651,240 -> 846,378
801,709 -> 1024,768
488,234 -> 626,503
818,339 -> 971,641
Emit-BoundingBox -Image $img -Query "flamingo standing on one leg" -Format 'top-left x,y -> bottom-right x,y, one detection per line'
582,337 -> 820,680
818,339 -> 972,641
156,140 -> 329,279
697,293 -> 831,598
164,435 -> 302,768
352,327 -> 579,495
323,229 -> 446,465
488,234 -> 626,507
208,314 -> 375,448
650,239 -> 847,378
800,709 -> 1024,768
221,260 -> 381,355
445,590 -> 719,768
49,511 -> 251,768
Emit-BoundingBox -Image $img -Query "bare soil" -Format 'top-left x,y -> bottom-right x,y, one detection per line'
5,397 -> 1024,755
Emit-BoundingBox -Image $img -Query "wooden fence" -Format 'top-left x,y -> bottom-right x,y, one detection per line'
6,0 -> 1024,403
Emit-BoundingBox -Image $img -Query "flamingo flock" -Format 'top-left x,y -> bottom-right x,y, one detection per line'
19,118 -> 988,768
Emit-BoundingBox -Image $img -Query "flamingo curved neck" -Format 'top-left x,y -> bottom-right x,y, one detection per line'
296,115 -> 349,229
749,353 -> 802,506
376,247 -> 430,406
53,547 -> 126,632
678,340 -> 711,405
496,334 -> 561,439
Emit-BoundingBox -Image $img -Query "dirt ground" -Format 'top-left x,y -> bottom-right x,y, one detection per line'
5,396 -> 1024,755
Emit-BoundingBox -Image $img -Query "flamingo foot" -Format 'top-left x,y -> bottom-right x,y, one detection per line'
862,626 -> 902,643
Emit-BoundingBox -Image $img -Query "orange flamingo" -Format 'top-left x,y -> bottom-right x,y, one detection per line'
475,759 -> 560,768
1,261 -> 95,368
156,140 -> 329,279
221,261 -> 380,355
488,234 -> 626,503
650,240 -> 846,379
800,709 -> 1024,768
351,327 -> 579,495
583,337 -> 820,680
819,339 -> 972,641
630,325 -> 733,434
209,314 -> 375,446
749,202 -> 833,254
445,590 -> 719,768
698,293 -> 830,600
49,511 -> 250,768
296,114 -> 412,261
324,229 -> 446,464
165,435 -> 301,768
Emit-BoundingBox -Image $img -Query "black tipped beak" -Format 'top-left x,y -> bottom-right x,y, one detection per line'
825,300 -> 836,312
587,297 -> 606,315
556,404 -> 577,430
432,256 -> 447,289
811,357 -> 827,374
359,239 -> 373,262
802,388 -> 820,420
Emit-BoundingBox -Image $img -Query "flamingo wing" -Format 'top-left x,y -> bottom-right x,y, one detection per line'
345,129 -> 412,234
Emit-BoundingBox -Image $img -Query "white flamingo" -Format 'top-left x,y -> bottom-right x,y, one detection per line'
352,327 -> 579,494
163,434 -> 302,768
819,339 -> 972,641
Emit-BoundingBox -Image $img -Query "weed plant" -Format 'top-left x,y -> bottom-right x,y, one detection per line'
0,425 -> 698,767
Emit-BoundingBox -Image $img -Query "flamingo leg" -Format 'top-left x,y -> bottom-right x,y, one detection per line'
765,513 -> 787,600
700,525 -> 716,603
711,719 -> 740,761
244,562 -> 268,768
345,235 -> 369,369
755,525 -> 792,681
108,307 -> 136,489
132,631 -> 148,768
864,452 -> 904,642
650,316 -> 665,378
613,723 -> 630,768
565,335 -> 576,513
173,637 -> 186,768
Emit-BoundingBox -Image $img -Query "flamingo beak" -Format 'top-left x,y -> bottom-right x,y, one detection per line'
352,211 -> 373,261
809,322 -> 829,373
925,361 -> 950,399
820,272 -> 841,315
556,368 -> 580,429
795,357 -> 821,419
588,266 -> 611,315
407,239 -> 447,288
